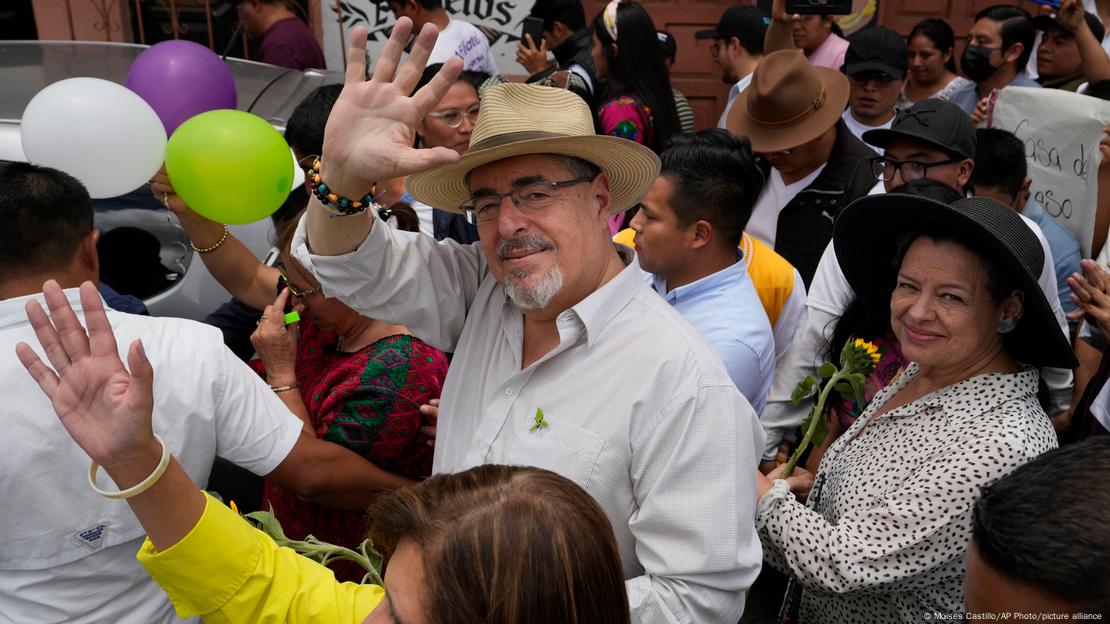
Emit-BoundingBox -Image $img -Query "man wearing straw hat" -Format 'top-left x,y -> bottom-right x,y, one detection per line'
289,19 -> 766,624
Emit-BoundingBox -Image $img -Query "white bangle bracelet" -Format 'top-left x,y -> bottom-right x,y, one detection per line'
87,434 -> 172,500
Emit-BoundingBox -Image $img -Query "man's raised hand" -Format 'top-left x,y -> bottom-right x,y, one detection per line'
319,19 -> 465,198
15,281 -> 159,472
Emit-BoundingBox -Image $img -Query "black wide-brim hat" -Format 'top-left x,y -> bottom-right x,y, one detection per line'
834,194 -> 1077,369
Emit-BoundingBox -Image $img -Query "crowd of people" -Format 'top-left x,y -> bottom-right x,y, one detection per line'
5,0 -> 1110,622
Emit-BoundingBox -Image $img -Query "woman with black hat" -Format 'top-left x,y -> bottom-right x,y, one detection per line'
754,194 -> 1077,622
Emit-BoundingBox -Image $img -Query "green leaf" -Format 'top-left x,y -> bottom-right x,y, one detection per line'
817,362 -> 837,379
790,375 -> 817,405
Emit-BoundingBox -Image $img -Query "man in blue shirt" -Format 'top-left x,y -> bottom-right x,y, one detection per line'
950,5 -> 1041,116
628,129 -> 775,411
971,128 -> 1081,335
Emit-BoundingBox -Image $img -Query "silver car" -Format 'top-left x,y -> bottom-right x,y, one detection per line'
0,40 -> 342,320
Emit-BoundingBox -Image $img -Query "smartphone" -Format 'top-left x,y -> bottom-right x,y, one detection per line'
1029,0 -> 1060,7
784,0 -> 853,15
521,16 -> 545,48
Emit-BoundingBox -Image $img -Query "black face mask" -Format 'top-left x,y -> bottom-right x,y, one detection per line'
961,44 -> 1002,83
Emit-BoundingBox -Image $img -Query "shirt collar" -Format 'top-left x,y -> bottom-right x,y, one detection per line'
570,244 -> 642,347
0,287 -> 91,331
1021,195 -> 1044,221
896,362 -> 1040,423
651,259 -> 745,303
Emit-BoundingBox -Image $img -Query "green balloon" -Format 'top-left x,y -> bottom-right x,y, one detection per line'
165,109 -> 292,225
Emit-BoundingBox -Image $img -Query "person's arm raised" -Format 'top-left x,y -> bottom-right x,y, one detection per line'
15,280 -> 206,551
306,20 -> 463,256
764,0 -> 800,55
150,168 -> 280,310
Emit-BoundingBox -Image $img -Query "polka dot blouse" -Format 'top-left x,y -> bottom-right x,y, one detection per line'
756,363 -> 1058,623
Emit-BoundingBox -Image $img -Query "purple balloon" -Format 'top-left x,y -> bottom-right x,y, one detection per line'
126,40 -> 237,135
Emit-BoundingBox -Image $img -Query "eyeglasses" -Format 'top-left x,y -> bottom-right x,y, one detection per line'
459,175 -> 597,224
427,104 -> 481,128
277,268 -> 320,298
870,156 -> 962,182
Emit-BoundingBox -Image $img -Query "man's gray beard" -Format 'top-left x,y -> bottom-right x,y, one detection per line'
503,266 -> 564,310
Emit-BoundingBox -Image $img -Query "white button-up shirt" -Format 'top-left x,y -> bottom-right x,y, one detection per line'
293,218 -> 766,624
0,288 -> 301,624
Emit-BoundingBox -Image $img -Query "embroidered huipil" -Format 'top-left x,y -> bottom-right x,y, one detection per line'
757,363 -> 1057,623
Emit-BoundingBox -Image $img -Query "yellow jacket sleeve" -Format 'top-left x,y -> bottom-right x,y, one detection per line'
136,493 -> 384,624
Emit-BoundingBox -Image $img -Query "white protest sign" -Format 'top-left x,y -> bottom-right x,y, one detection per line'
322,0 -> 532,77
989,86 -> 1110,258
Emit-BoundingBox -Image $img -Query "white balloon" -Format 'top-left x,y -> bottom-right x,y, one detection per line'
21,77 -> 167,199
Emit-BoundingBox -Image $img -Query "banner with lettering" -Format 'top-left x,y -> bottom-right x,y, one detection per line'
322,0 -> 531,77
988,86 -> 1110,258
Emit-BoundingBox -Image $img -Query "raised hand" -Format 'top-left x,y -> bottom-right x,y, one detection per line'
15,281 -> 159,471
319,19 -> 465,198
251,287 -> 299,386
1057,0 -> 1085,32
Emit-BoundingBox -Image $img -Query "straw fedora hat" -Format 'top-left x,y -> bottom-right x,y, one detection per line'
407,83 -> 660,214
726,49 -> 849,154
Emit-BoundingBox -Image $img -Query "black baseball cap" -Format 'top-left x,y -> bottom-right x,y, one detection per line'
842,26 -> 908,80
862,98 -> 977,160
1033,11 -> 1106,43
695,5 -> 770,55
657,30 -> 677,61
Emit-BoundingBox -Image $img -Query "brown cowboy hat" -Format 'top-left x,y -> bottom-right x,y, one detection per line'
726,49 -> 849,153
407,83 -> 660,215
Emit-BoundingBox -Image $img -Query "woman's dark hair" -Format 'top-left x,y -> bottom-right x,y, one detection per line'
368,465 -> 631,624
378,201 -> 421,233
592,1 -> 680,153
909,17 -> 958,74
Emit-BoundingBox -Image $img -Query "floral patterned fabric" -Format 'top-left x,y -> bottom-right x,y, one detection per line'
834,334 -> 909,430
598,94 -> 654,147
252,318 -> 447,581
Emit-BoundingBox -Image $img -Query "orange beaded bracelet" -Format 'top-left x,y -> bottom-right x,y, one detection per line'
304,157 -> 379,217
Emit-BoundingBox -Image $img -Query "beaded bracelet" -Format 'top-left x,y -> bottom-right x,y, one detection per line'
305,158 -> 380,217
191,225 -> 229,254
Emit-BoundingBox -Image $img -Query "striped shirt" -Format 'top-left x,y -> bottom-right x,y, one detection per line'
292,219 -> 766,624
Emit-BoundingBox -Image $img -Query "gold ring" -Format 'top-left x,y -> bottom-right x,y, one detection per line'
256,316 -> 269,325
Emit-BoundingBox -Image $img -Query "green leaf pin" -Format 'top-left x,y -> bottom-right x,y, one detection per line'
530,408 -> 549,432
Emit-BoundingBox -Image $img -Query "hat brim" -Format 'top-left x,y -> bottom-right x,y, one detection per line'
861,126 -> 970,159
695,28 -> 721,39
406,134 -> 661,215
725,67 -> 850,153
842,61 -> 906,80
833,194 -> 1078,369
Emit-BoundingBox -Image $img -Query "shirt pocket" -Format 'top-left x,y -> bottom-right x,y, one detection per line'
504,415 -> 606,488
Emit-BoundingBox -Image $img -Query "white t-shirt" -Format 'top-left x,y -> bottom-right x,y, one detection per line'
840,109 -> 894,151
0,289 -> 302,624
428,19 -> 499,76
747,164 -> 826,247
